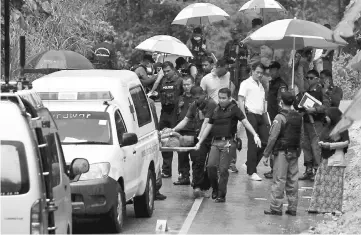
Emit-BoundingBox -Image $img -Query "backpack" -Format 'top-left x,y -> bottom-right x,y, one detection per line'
94,47 -> 111,63
275,110 -> 302,150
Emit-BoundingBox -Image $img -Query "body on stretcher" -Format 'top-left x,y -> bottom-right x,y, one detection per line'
159,128 -> 197,152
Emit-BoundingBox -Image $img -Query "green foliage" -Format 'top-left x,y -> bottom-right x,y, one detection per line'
2,0 -> 115,78
333,52 -> 361,99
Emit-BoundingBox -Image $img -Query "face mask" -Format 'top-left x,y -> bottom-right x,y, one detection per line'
194,37 -> 201,41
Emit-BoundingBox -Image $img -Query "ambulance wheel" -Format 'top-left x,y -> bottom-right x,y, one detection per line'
107,185 -> 126,233
134,170 -> 155,218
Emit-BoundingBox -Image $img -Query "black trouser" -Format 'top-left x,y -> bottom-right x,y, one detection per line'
159,107 -> 178,176
178,152 -> 191,178
192,138 -> 211,190
245,112 -> 269,175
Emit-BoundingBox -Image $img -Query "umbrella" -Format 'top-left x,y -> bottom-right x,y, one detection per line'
239,0 -> 287,22
172,3 -> 230,26
243,18 -> 348,88
25,50 -> 94,70
135,35 -> 193,57
330,88 -> 361,138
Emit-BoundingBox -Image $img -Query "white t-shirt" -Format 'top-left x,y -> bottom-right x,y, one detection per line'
200,70 -> 234,103
238,76 -> 265,115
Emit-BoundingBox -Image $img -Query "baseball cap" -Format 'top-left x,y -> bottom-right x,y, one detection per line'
143,54 -> 155,63
268,61 -> 281,70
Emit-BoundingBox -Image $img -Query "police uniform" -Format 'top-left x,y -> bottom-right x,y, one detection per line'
159,73 -> 183,177
224,38 -> 249,96
263,109 -> 302,215
295,82 -> 331,180
174,93 -> 195,185
207,102 -> 246,201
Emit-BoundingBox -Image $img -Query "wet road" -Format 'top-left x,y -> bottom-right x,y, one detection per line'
74,101 -> 353,234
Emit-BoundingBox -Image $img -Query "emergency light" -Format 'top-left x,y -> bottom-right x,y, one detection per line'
38,91 -> 114,101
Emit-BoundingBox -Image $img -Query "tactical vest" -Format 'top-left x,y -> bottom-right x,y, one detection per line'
268,77 -> 288,121
190,38 -> 206,64
274,110 -> 302,151
210,102 -> 237,138
228,40 -> 248,65
159,76 -> 180,107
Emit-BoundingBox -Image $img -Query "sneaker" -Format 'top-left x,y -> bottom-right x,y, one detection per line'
264,170 -> 273,179
215,197 -> 226,203
193,188 -> 202,198
173,177 -> 191,185
155,192 -> 167,200
249,173 -> 262,181
229,164 -> 239,173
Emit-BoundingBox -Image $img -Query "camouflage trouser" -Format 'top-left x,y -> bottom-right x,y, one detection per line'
270,150 -> 299,212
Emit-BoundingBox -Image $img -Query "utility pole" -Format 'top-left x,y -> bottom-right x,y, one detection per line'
4,0 -> 10,84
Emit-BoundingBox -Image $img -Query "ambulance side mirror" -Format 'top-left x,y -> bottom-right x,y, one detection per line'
120,133 -> 138,147
69,158 -> 89,179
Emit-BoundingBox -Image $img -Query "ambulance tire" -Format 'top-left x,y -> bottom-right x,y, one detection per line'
134,170 -> 155,218
106,185 -> 126,233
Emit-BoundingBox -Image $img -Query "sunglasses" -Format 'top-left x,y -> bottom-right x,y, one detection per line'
305,76 -> 317,80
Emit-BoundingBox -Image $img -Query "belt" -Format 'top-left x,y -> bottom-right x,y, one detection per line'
213,136 -> 233,141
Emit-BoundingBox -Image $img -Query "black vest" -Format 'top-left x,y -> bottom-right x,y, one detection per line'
274,110 -> 302,151
267,77 -> 287,121
159,75 -> 180,107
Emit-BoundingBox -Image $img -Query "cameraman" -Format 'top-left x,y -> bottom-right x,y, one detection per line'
224,27 -> 249,98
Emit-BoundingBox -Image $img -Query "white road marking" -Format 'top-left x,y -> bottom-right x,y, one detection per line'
178,197 -> 204,234
254,198 -> 267,200
301,187 -> 313,190
302,196 -> 312,199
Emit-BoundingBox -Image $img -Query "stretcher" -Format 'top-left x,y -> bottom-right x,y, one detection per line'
159,146 -> 197,152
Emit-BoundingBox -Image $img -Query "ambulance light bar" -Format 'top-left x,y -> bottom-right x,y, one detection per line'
38,91 -> 114,101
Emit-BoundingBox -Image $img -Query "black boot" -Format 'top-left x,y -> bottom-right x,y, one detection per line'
299,167 -> 313,180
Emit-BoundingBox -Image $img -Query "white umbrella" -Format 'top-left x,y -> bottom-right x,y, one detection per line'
243,18 -> 348,88
135,35 -> 193,57
172,3 -> 230,26
239,0 -> 287,21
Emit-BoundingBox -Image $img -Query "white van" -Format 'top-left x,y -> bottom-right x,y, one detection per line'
0,93 -> 89,234
32,70 -> 162,232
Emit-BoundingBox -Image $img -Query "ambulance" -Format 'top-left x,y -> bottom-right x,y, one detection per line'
1,90 -> 89,234
32,70 -> 162,232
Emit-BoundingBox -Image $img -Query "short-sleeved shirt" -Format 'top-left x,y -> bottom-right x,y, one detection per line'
186,98 -> 217,132
200,70 -> 234,103
238,76 -> 265,115
208,102 -> 246,137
